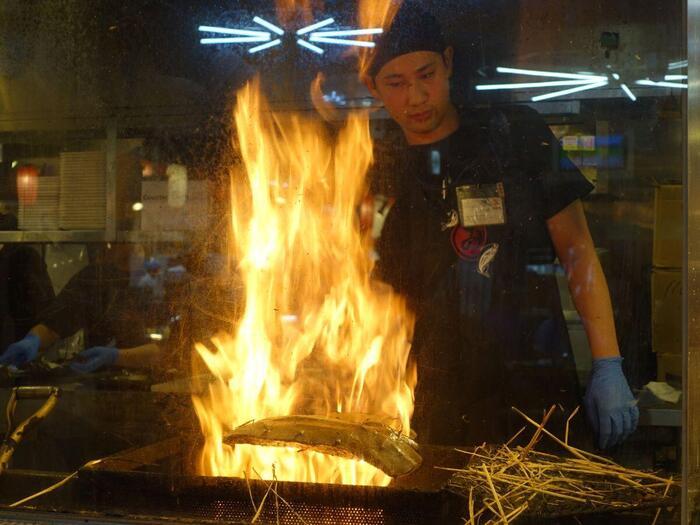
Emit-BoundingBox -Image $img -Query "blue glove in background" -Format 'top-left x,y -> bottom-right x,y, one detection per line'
0,333 -> 41,367
583,357 -> 639,449
70,346 -> 119,374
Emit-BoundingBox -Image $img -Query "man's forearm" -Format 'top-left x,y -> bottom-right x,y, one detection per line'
563,250 -> 620,359
547,201 -> 620,360
114,343 -> 161,368
29,324 -> 61,351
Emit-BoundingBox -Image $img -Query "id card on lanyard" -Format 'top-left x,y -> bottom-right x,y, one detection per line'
455,183 -> 506,227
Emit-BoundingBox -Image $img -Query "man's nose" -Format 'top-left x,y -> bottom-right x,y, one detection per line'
407,81 -> 428,106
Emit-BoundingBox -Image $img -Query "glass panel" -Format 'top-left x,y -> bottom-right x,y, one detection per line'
0,1 -> 686,523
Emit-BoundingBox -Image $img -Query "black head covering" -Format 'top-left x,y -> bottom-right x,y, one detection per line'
368,1 -> 446,77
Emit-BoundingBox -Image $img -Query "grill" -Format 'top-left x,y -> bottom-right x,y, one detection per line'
76,435 -> 468,525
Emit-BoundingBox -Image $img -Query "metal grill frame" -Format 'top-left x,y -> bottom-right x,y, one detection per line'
76,435 -> 467,524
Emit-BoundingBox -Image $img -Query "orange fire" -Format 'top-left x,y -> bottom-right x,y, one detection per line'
357,0 -> 402,76
274,0 -> 323,25
192,74 -> 416,486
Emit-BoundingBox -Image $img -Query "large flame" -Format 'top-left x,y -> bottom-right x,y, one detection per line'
192,76 -> 416,486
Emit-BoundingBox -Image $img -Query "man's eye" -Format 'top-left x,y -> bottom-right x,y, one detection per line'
386,82 -> 403,88
421,72 -> 435,79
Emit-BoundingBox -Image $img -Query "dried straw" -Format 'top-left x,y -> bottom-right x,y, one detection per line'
443,406 -> 679,525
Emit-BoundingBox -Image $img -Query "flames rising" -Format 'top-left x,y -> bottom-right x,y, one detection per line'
192,75 -> 415,486
275,0 -> 323,25
358,0 -> 402,76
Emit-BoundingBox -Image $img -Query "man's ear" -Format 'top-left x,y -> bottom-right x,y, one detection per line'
362,74 -> 382,101
443,46 -> 454,79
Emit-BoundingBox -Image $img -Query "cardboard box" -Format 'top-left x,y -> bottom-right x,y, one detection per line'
653,185 -> 682,268
652,269 -> 682,355
657,353 -> 682,382
140,180 -> 209,231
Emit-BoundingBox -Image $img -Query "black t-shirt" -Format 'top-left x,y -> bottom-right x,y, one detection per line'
41,264 -> 150,349
374,106 -> 593,445
0,245 -> 55,350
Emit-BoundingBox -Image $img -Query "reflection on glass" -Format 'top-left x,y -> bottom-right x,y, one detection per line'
0,0 -> 687,523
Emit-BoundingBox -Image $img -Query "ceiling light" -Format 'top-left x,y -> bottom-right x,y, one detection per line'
620,84 -> 637,101
200,36 -> 270,45
668,59 -> 688,70
253,16 -> 285,35
636,79 -> 687,89
531,80 -> 609,102
495,66 -> 606,81
476,79 -> 600,91
308,35 -> 375,48
311,28 -> 382,37
249,39 -> 282,54
198,25 -> 269,37
199,16 -> 381,55
297,39 -> 324,54
296,18 -> 335,35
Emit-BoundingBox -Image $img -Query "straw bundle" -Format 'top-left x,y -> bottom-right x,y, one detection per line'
443,406 -> 678,524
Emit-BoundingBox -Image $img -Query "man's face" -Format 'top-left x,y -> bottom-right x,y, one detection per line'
366,49 -> 455,143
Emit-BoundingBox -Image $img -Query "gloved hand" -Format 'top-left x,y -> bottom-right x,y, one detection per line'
583,357 -> 639,449
70,346 -> 119,374
0,333 -> 41,367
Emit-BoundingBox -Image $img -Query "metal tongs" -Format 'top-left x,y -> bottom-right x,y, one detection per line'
1,386 -> 60,475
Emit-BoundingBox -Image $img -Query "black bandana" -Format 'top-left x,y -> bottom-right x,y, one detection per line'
368,1 -> 446,77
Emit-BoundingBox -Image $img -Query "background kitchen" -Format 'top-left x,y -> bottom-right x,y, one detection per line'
0,0 -> 688,524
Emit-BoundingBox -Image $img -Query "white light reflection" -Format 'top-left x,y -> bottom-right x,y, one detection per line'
476,79 -> 600,91
297,39 -> 324,54
636,79 -> 688,89
296,17 -> 335,35
198,25 -> 269,37
668,60 -> 688,70
199,16 -> 382,55
310,28 -> 382,37
620,84 -> 637,101
495,67 -> 606,81
200,36 -> 270,45
249,39 -> 282,54
531,80 -> 609,102
477,62 -> 689,102
308,35 -> 376,48
253,16 -> 285,35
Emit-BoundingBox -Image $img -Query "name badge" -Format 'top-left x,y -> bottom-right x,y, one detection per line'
455,183 -> 506,227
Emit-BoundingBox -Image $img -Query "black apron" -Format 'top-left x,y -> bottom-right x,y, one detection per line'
375,108 -> 592,445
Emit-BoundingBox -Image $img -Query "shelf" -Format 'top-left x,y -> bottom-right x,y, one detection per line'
116,230 -> 190,243
0,230 -> 192,243
0,230 -> 107,243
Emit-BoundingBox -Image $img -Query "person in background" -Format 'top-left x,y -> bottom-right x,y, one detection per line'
0,242 -> 55,352
0,206 -> 55,352
138,257 -> 165,301
365,1 -> 637,449
0,243 -> 160,374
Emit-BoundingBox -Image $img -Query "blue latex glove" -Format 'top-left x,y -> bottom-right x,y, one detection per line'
70,346 -> 119,374
0,333 -> 41,367
583,357 -> 639,449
